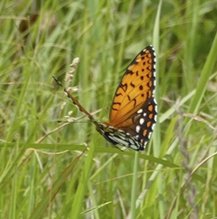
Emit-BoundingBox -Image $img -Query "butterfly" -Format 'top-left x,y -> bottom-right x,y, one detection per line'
53,45 -> 157,151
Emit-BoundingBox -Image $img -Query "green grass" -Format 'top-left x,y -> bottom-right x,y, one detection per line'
1,0 -> 217,218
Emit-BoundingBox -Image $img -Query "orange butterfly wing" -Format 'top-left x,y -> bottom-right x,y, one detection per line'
103,46 -> 157,148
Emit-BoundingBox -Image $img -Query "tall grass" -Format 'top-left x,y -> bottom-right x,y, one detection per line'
0,0 -> 217,218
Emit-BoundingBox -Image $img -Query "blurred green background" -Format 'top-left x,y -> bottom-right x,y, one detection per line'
0,0 -> 217,218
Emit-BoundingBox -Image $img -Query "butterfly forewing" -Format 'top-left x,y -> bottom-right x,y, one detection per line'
108,46 -> 156,125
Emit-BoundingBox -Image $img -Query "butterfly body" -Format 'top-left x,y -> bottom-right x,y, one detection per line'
54,45 -> 157,151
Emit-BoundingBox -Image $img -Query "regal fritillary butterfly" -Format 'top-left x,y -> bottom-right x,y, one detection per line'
54,45 -> 157,151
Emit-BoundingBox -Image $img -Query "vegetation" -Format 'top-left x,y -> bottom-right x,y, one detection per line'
0,0 -> 217,218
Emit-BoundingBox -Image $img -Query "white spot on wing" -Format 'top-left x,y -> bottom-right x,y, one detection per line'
136,125 -> 140,133
139,118 -> 145,125
137,109 -> 143,114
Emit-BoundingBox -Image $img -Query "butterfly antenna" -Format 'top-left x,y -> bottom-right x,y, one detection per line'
52,76 -> 63,87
